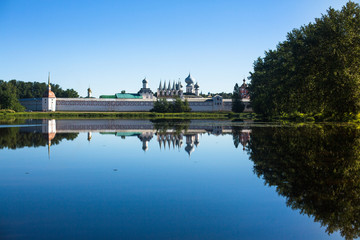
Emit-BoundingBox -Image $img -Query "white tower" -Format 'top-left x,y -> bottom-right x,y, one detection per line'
42,73 -> 56,111
87,87 -> 92,98
194,82 -> 199,96
185,73 -> 195,94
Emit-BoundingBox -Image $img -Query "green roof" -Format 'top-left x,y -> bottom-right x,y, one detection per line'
115,93 -> 142,99
99,95 -> 116,99
99,93 -> 143,99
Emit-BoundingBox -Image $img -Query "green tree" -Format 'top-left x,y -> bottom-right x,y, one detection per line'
151,98 -> 170,113
231,83 -> 245,113
0,80 -> 25,112
183,99 -> 191,112
8,80 -> 79,98
151,98 -> 191,113
249,1 -> 360,120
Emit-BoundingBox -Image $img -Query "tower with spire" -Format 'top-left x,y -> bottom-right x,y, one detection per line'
138,77 -> 154,99
42,72 -> 56,111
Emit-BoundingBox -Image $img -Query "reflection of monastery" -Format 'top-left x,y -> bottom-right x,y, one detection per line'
39,119 -> 252,156
20,73 -> 251,112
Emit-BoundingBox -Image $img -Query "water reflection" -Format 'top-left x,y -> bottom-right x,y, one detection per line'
0,119 -> 252,156
0,120 -> 78,150
1,119 -> 358,239
247,125 -> 360,239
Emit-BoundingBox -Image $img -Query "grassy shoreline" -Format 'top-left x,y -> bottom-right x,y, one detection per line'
0,110 -> 257,120
1,110 -> 358,123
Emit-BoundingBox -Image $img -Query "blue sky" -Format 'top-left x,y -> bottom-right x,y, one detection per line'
0,0 -> 352,97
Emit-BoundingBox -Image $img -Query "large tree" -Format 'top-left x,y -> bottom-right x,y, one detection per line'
0,80 -> 25,112
249,1 -> 360,120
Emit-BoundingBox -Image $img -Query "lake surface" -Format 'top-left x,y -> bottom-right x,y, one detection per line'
0,119 -> 358,240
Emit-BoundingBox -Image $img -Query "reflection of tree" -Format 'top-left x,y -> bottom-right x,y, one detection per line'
247,125 -> 360,239
0,128 -> 78,149
232,125 -> 251,150
232,126 -> 243,148
151,119 -> 190,135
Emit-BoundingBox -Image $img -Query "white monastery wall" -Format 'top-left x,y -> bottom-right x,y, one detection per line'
20,97 -> 251,112
56,98 -> 154,112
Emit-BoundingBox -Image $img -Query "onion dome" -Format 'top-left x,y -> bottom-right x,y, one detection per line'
142,77 -> 148,83
241,78 -> 247,87
185,144 -> 195,156
185,73 -> 194,85
194,82 -> 199,89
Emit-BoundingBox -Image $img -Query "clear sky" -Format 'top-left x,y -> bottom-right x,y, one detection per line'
0,0 -> 353,97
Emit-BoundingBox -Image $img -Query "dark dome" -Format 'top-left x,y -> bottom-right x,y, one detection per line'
185,73 -> 194,85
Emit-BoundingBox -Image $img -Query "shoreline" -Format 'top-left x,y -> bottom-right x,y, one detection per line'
1,111 -> 359,123
0,111 -> 257,120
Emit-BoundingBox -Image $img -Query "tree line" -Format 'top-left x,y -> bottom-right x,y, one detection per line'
151,98 -> 191,113
249,1 -> 360,120
0,79 -> 79,111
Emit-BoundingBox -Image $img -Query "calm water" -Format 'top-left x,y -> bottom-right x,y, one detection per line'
0,119 -> 358,240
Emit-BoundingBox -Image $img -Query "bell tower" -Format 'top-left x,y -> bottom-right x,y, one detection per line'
42,73 -> 56,111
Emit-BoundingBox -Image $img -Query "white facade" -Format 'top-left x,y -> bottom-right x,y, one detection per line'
42,96 -> 56,112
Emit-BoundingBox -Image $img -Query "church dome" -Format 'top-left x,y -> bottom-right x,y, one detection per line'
142,78 -> 148,83
194,82 -> 199,89
185,73 -> 194,85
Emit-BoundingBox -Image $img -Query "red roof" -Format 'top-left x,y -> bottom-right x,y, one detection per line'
43,89 -> 56,98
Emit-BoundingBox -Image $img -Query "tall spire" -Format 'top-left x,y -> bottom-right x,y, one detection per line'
48,72 -> 51,89
159,80 -> 162,89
